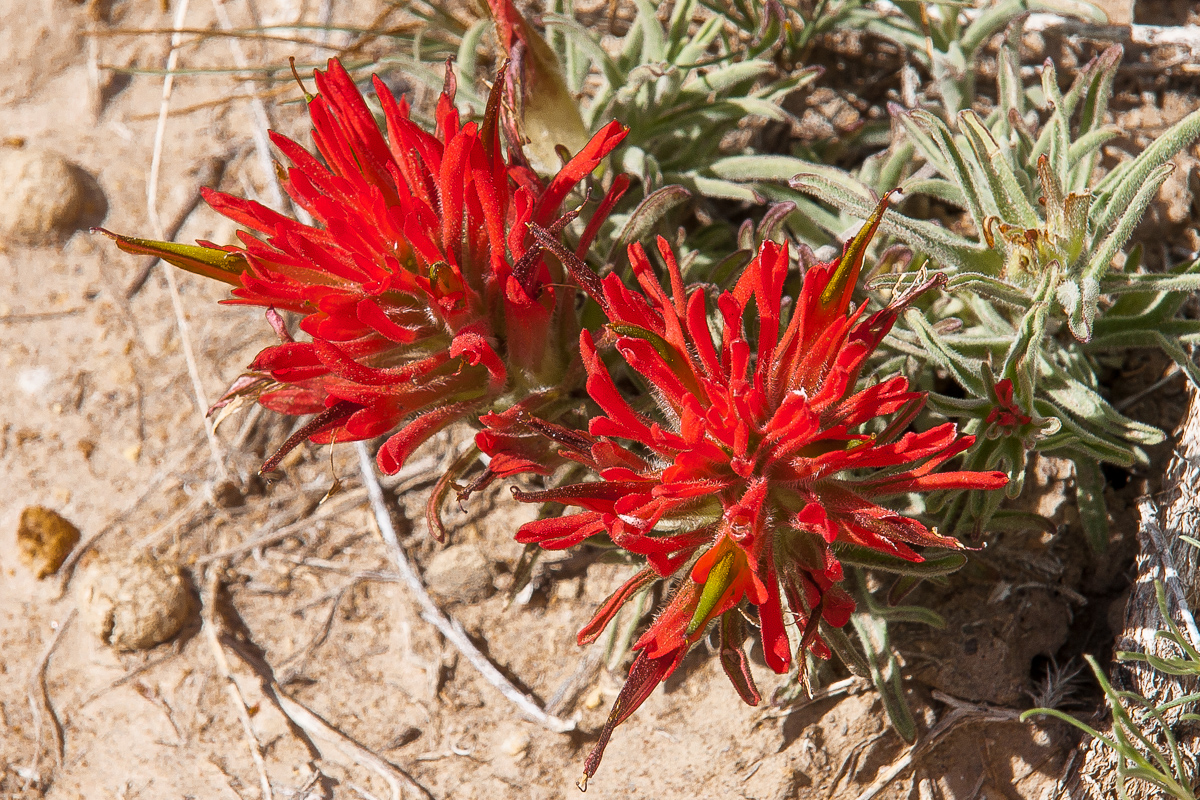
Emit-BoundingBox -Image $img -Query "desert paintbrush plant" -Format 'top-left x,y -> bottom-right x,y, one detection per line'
99,57 -> 628,536
481,196 -> 1008,786
792,41 -> 1200,549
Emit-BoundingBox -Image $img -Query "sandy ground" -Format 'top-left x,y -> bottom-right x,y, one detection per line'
1,1 -> 1198,798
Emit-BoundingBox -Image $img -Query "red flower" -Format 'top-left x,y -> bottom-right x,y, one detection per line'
104,59 -> 627,480
985,378 -> 1032,431
483,197 -> 1008,785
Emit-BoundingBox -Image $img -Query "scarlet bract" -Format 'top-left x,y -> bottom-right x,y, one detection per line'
105,58 -> 627,479
481,198 -> 1008,783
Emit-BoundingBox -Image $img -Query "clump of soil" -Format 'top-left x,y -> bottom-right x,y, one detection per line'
78,554 -> 193,651
16,506 -> 80,579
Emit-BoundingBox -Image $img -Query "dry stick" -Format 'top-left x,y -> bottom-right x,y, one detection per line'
76,650 -> 180,709
135,492 -> 210,549
147,0 -> 228,481
125,155 -> 229,298
0,309 -> 86,323
545,640 -> 606,718
203,568 -> 275,800
205,574 -> 430,800
354,441 -> 577,734
25,610 -> 77,783
268,686 -> 431,800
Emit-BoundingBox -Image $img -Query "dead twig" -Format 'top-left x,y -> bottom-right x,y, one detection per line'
0,308 -> 86,323
147,0 -> 228,480
355,441 -> 576,734
203,572 -> 432,800
26,609 -> 77,784
753,676 -> 868,725
203,567 -> 274,800
545,640 -> 606,718
269,685 -> 431,800
76,649 -> 181,709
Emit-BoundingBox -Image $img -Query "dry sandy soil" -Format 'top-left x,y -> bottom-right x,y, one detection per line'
2,1 -> 1199,799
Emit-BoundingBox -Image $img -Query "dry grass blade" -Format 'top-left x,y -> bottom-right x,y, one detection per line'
197,487 -> 366,564
146,0 -> 228,480
203,567 -> 274,800
209,0 -> 285,213
25,609 -> 76,784
354,441 -> 577,734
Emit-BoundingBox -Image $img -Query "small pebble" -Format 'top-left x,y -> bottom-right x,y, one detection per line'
424,544 -> 493,604
0,148 -> 87,246
80,555 -> 192,650
497,727 -> 530,760
584,686 -> 605,710
17,506 -> 81,579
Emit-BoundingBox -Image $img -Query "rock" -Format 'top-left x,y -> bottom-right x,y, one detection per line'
0,147 -> 87,246
424,544 -> 493,604
495,726 -> 530,760
79,555 -> 192,650
17,506 -> 81,578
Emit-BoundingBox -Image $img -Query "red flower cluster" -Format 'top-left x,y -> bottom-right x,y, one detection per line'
106,59 -> 627,478
481,199 -> 1008,785
104,53 -> 1011,790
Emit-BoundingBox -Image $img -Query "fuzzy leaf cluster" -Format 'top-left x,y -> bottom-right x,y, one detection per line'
791,40 -> 1200,549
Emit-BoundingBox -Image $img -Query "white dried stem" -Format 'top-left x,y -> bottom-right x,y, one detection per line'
24,610 -> 76,784
354,441 -> 576,734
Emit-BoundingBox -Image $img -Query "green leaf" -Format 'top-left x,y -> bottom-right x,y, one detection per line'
791,174 -> 996,273
607,184 -> 692,261
820,621 -> 870,678
542,14 -> 625,88
947,272 -> 1033,309
958,110 -> 1040,228
680,59 -> 771,95
906,109 -> 989,230
1100,271 -> 1200,295
904,309 -> 989,398
95,229 -> 246,285
903,178 -> 967,208
834,543 -> 968,577
675,13 -> 725,66
633,0 -> 665,62
1066,127 -> 1119,167
685,174 -> 764,203
710,154 -> 852,184
1084,163 -> 1175,286
1074,457 -> 1110,552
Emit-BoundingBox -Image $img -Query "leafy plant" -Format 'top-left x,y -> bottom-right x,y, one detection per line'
791,41 -> 1200,548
